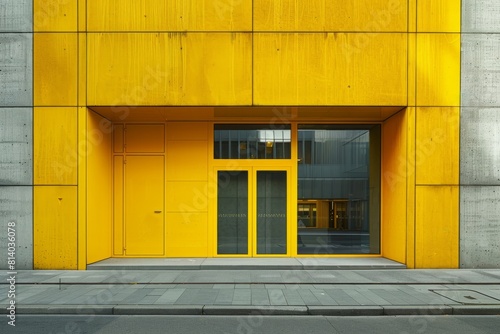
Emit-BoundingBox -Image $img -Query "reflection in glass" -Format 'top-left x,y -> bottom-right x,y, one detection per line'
257,171 -> 287,254
214,125 -> 291,159
217,171 -> 248,254
297,126 -> 381,254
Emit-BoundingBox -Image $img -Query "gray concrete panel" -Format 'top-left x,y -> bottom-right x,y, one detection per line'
0,108 -> 32,185
460,186 -> 500,268
0,33 -> 32,106
461,34 -> 500,107
0,0 -> 32,32
0,186 -> 33,270
460,108 -> 500,185
462,0 -> 500,33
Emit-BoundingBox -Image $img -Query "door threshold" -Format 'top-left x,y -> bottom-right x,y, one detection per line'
87,257 -> 406,270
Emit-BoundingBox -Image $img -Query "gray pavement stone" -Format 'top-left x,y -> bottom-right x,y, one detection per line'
214,289 -> 234,304
232,289 -> 251,305
268,289 -> 287,306
283,290 -> 306,306
12,305 -> 113,315
154,288 -> 185,304
251,289 -> 271,305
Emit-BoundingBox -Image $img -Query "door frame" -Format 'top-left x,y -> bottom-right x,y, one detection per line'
213,165 -> 292,257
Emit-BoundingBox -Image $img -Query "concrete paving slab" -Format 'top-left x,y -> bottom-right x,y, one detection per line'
202,305 -> 308,315
298,257 -> 405,270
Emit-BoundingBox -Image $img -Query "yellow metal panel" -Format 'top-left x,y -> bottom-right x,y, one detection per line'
87,111 -> 113,264
166,213 -> 208,257
408,34 -> 416,106
34,0 -> 77,31
114,124 -> 124,153
88,0 -> 251,31
88,33 -> 252,106
254,0 -> 406,32
417,0 -> 460,32
78,0 -> 87,31
416,34 -> 460,107
253,33 -> 407,106
416,107 -> 459,185
78,34 -> 86,106
34,186 -> 77,269
113,155 -> 124,256
34,33 -> 77,106
381,109 -> 407,264
125,124 -> 165,153
167,122 -> 208,141
408,0 -> 417,32
406,107 -> 416,268
77,107 -> 87,269
416,186 -> 459,268
125,155 -> 165,256
34,107 -> 77,185
166,181 -> 209,212
166,141 -> 208,181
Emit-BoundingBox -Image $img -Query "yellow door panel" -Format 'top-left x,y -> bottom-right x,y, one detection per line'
125,124 -> 165,153
417,0 -> 460,32
125,155 -> 165,256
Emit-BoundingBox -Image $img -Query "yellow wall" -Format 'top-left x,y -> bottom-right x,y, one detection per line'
31,0 -> 462,268
34,186 -> 77,269
381,110 -> 407,264
87,111 -> 113,264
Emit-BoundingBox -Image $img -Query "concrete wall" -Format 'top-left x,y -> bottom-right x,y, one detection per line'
461,1 -> 500,268
0,0 -> 33,269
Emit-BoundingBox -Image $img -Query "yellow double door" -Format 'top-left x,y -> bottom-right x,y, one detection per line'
216,167 -> 292,257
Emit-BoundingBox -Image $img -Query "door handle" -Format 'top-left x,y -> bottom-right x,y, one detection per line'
154,210 -> 162,214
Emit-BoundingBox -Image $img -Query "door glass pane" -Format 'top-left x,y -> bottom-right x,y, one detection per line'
214,125 -> 291,159
217,171 -> 248,254
297,125 -> 381,254
257,171 -> 287,254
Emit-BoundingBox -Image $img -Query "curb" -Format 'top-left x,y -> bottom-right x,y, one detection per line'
3,305 -> 500,316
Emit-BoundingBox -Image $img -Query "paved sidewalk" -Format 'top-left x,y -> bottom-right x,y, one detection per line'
2,268 -> 500,316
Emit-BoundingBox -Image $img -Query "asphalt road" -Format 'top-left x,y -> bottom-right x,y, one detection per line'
2,315 -> 500,334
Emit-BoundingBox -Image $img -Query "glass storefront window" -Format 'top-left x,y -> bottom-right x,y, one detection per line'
297,125 -> 381,254
214,125 -> 291,159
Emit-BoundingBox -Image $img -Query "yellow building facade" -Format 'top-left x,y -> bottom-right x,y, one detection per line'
32,0 -> 460,269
